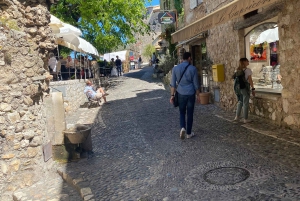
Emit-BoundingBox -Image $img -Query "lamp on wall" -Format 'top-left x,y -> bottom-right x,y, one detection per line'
202,69 -> 209,92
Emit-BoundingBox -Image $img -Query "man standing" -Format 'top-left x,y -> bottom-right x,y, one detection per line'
115,56 -> 122,76
170,52 -> 201,139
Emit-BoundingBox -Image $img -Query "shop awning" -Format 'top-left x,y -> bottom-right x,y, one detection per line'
171,0 -> 280,43
175,32 -> 206,47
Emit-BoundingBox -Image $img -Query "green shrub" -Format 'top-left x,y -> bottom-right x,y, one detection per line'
159,55 -> 177,74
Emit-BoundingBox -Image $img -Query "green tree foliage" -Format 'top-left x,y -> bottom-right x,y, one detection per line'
174,0 -> 183,15
51,0 -> 150,54
58,46 -> 72,58
142,44 -> 156,60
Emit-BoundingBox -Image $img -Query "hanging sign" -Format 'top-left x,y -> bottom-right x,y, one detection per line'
158,12 -> 176,24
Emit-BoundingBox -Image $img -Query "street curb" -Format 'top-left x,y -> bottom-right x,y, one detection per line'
57,167 -> 95,201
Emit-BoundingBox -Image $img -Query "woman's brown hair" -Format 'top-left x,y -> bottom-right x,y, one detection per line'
237,58 -> 249,71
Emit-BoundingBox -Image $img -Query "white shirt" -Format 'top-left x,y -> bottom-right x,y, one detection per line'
48,57 -> 57,72
244,68 -> 252,82
66,59 -> 74,68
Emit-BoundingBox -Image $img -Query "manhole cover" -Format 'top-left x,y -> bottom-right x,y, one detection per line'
204,167 -> 250,185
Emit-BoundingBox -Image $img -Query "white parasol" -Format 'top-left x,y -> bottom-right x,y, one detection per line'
255,27 -> 279,44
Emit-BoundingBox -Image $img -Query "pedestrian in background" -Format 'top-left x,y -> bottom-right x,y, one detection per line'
170,52 -> 200,139
151,52 -> 156,68
48,52 -> 57,73
115,56 -> 122,76
138,55 -> 142,69
66,55 -> 74,79
233,58 -> 255,123
60,56 -> 68,80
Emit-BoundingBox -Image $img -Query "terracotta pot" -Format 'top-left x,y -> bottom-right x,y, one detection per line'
199,92 -> 210,105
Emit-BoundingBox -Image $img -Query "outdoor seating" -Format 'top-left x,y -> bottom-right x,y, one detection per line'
99,66 -> 111,77
85,93 -> 101,108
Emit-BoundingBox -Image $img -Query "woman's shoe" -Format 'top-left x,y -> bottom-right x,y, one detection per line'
243,119 -> 252,123
180,128 -> 186,139
186,132 -> 195,139
233,116 -> 239,122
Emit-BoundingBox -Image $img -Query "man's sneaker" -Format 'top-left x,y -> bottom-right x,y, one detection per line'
186,132 -> 195,139
243,119 -> 252,123
180,128 -> 186,139
233,116 -> 239,122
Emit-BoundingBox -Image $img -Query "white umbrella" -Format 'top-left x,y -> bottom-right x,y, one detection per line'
50,15 -> 82,36
86,41 -> 99,56
255,27 -> 279,44
56,37 -> 81,52
59,22 -> 82,36
50,15 -> 63,26
49,15 -> 64,32
50,17 -> 99,56
57,33 -> 99,56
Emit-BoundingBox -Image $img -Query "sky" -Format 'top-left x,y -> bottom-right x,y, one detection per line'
146,0 -> 160,6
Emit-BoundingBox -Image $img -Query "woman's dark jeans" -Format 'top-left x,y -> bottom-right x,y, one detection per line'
178,93 -> 196,135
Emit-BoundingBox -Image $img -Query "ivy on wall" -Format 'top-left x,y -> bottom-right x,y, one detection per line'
165,25 -> 176,58
174,0 -> 183,15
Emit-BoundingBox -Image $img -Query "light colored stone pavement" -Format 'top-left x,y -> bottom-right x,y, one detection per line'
11,171 -> 82,201
60,66 -> 300,201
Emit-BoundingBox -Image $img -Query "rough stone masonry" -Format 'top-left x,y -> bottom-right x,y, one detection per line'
0,0 -> 60,199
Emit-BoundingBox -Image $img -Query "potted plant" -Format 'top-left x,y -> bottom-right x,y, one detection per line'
198,57 -> 213,105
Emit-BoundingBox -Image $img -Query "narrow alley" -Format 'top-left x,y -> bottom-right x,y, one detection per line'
63,66 -> 300,201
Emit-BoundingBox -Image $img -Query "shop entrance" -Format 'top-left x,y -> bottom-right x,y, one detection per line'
192,41 -> 208,92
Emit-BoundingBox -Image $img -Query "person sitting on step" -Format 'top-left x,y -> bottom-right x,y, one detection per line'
84,80 -> 109,104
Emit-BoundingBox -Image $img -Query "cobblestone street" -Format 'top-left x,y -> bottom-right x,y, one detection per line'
64,66 -> 300,201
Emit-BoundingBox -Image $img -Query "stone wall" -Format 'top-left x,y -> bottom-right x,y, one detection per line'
206,0 -> 300,129
49,80 -> 88,114
178,0 -> 300,129
206,20 -> 240,109
0,0 -> 58,199
184,0 -> 234,25
203,0 -> 287,124
277,0 -> 300,128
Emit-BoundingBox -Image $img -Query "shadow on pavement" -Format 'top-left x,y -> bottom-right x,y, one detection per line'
61,66 -> 300,201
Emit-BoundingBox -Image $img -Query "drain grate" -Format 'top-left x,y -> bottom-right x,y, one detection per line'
204,167 -> 250,185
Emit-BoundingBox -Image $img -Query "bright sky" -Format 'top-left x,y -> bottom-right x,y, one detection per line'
146,0 -> 160,6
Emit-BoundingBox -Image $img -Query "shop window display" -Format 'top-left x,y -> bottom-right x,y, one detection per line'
245,23 -> 282,91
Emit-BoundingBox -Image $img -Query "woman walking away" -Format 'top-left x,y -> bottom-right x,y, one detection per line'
232,58 -> 255,123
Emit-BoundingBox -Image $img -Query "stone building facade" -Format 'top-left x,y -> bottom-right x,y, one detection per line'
172,0 -> 300,129
0,0 -> 61,199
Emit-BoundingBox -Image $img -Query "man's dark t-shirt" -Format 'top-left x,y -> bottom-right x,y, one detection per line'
115,59 -> 122,66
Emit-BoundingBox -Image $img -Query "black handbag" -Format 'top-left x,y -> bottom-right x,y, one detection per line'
173,64 -> 190,107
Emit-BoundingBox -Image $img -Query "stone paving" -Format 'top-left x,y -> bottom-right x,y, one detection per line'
11,171 -> 82,201
59,66 -> 300,201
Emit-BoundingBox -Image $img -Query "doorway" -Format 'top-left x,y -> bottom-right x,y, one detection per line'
192,41 -> 208,91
